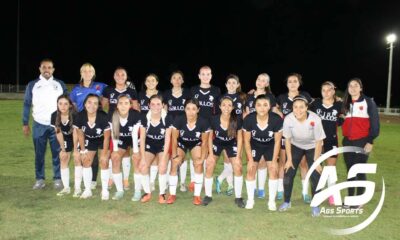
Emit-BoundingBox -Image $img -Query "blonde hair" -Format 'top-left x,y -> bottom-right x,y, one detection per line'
111,95 -> 131,139
80,63 -> 96,84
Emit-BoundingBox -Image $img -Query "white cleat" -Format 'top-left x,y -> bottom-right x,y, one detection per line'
101,190 -> 110,201
268,201 -> 277,211
150,182 -> 155,192
56,187 -> 71,196
180,183 -> 187,192
73,189 -> 82,198
80,190 -> 93,199
245,200 -> 255,209
91,181 -> 97,190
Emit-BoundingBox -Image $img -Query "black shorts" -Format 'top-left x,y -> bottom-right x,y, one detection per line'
212,142 -> 237,158
323,138 -> 339,158
251,144 -> 274,162
178,141 -> 201,152
63,137 -> 73,152
118,137 -> 132,150
85,138 -> 104,151
145,143 -> 164,155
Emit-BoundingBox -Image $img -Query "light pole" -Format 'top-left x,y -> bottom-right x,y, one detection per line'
386,33 -> 396,114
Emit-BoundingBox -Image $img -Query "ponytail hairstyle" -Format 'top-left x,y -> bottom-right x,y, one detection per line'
226,74 -> 247,112
342,78 -> 363,114
220,96 -> 238,139
111,94 -> 132,139
285,73 -> 303,88
321,81 -> 337,102
114,66 -> 137,91
146,94 -> 167,128
258,73 -> 273,94
141,73 -> 159,91
55,94 -> 76,134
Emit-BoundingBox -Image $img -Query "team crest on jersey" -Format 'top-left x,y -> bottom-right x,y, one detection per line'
332,109 -> 338,116
251,130 -> 256,137
140,100 -> 146,105
180,130 -> 185,136
195,132 -> 201,138
209,95 -> 214,102
110,93 -> 115,99
82,126 -> 86,132
96,128 -> 102,135
249,101 -> 254,107
194,94 -> 199,99
160,128 -> 165,135
168,100 -> 172,106
268,131 -> 274,137
53,84 -> 58,91
283,102 -> 288,109
128,126 -> 133,132
237,102 -> 242,109
182,99 -> 186,104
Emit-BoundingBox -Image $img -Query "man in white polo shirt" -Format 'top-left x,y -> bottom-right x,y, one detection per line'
22,59 -> 68,190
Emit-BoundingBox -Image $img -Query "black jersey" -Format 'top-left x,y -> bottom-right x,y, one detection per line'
243,112 -> 283,147
277,91 -> 313,117
310,99 -> 343,141
210,114 -> 243,145
142,113 -> 173,145
103,86 -> 138,115
163,88 -> 191,119
50,111 -> 75,140
74,110 -> 110,139
138,91 -> 161,114
191,85 -> 221,118
173,115 -> 210,144
246,92 -> 277,114
109,109 -> 142,139
222,93 -> 245,115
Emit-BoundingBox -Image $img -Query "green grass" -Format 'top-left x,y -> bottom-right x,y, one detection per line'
0,100 -> 399,240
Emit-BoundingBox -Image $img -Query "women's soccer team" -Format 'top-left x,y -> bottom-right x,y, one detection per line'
51,63 -> 380,217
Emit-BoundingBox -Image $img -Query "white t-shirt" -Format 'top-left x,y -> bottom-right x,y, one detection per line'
283,111 -> 326,150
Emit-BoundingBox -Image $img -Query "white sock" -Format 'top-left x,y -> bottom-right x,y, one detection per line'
159,174 -> 167,195
169,175 -> 178,195
180,160 -> 188,184
268,179 -> 278,203
113,173 -> 123,192
246,180 -> 256,202
194,173 -> 204,197
189,159 -> 195,182
328,178 -> 336,187
278,178 -> 284,192
61,168 -> 70,189
204,177 -> 213,197
134,173 -> 142,191
166,160 -> 171,185
141,174 -> 151,194
74,166 -> 83,190
257,168 -> 267,190
150,165 -> 158,184
101,170 -> 109,191
302,180 -> 308,195
234,175 -> 243,198
122,157 -> 131,181
108,159 -> 113,181
218,163 -> 229,183
226,163 -> 233,187
82,167 -> 92,191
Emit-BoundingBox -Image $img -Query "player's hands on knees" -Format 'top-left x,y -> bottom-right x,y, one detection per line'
284,159 -> 294,173
364,143 -> 373,153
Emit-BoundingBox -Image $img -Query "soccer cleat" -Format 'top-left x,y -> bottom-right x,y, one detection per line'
257,189 -> 265,199
141,193 -> 152,203
278,202 -> 291,212
101,190 -> 110,201
277,191 -> 283,200
245,199 -> 254,209
215,177 -> 222,194
150,182 -> 155,192
108,178 -> 114,190
268,201 -> 277,211
91,181 -> 97,190
123,179 -> 130,191
131,191 -> 142,202
56,187 -> 71,196
73,189 -> 82,198
303,194 -> 311,204
112,191 -> 124,200
189,182 -> 195,192
226,185 -> 234,196
158,194 -> 167,204
32,179 -> 45,190
166,195 -> 177,204
53,179 -> 63,190
234,198 -> 245,208
311,207 -> 320,217
193,196 -> 202,205
80,190 -> 93,199
180,183 -> 187,192
328,195 -> 335,206
202,196 -> 213,206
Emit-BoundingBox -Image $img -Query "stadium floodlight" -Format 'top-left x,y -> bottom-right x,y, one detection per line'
385,33 -> 396,114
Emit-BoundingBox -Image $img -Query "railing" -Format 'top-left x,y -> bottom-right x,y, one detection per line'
378,107 -> 400,116
0,84 -> 26,93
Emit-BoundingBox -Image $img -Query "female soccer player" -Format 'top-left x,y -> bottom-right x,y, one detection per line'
277,73 -> 313,203
310,81 -> 343,205
163,71 -> 191,192
168,99 -> 210,205
203,96 -> 245,207
138,73 -> 161,191
341,78 -> 379,208
102,67 -> 139,190
109,95 -> 142,200
74,94 -> 111,199
50,94 -> 78,196
138,95 -> 173,203
243,95 -> 283,210
279,95 -> 325,216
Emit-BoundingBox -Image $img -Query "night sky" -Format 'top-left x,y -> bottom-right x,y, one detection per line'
3,0 -> 400,106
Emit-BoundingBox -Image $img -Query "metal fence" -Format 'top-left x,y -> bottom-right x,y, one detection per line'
0,84 -> 26,93
378,107 -> 400,116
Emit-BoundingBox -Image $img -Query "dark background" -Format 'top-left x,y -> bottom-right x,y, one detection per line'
3,0 -> 400,106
